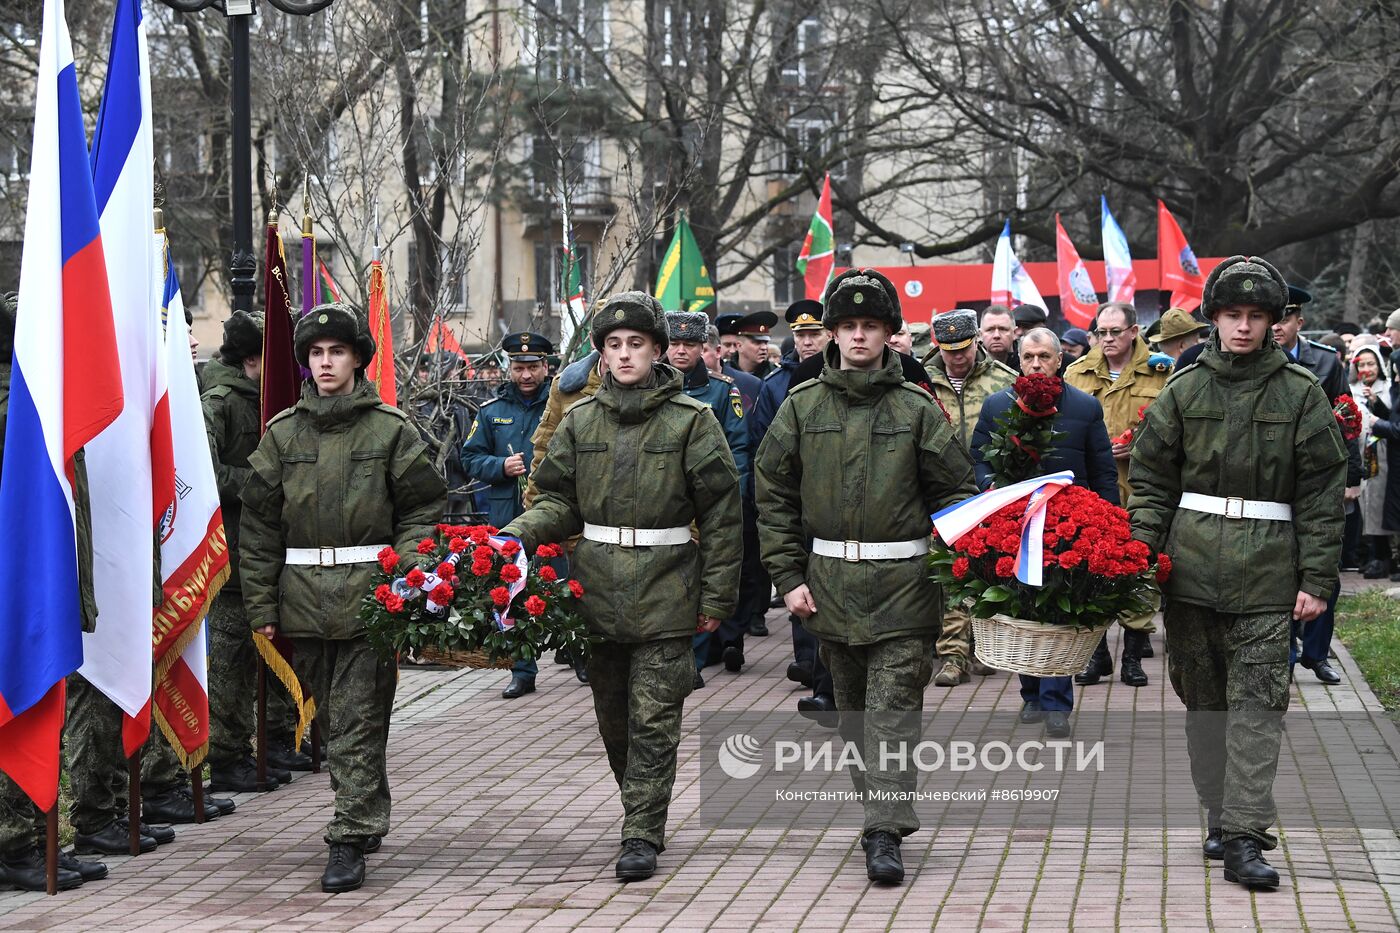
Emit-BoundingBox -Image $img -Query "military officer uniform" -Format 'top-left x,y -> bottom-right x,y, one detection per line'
240,303 -> 446,893
756,270 -> 978,884
460,332 -> 557,696
715,313 -> 765,410
1129,257 -> 1346,889
503,292 -> 743,882
665,311 -> 750,680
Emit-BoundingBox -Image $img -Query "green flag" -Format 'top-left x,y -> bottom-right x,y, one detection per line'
654,213 -> 716,312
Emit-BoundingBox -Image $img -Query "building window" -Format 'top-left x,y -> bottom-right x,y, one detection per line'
773,102 -> 844,177
408,241 -> 467,311
778,17 -> 822,88
528,134 -> 606,200
772,244 -> 802,307
531,0 -> 609,87
534,239 -> 592,311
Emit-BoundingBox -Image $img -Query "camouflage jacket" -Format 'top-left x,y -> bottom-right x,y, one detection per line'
200,356 -> 261,591
756,346 -> 977,645
0,364 -> 97,631
922,347 -> 1017,450
502,364 -> 743,642
523,351 -> 603,509
239,378 -> 446,639
1064,337 -> 1171,505
1128,334 -> 1347,612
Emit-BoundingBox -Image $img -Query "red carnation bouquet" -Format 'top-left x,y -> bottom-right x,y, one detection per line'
1111,403 -> 1151,447
929,485 -> 1170,628
1334,395 -> 1362,442
981,374 -> 1067,484
360,523 -> 592,665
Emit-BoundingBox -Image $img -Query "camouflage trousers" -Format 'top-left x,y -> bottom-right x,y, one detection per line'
291,637 -> 397,846
821,635 -> 936,837
139,722 -> 186,795
1165,602 -> 1290,849
586,636 -> 694,850
208,592 -> 297,768
937,607 -> 970,665
0,772 -> 39,856
64,673 -> 130,834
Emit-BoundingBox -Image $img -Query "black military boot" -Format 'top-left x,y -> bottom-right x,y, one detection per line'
1137,633 -> 1154,658
862,831 -> 904,884
144,785 -> 218,824
73,819 -> 157,856
1223,836 -> 1279,888
501,674 -> 535,699
268,743 -> 314,772
1075,636 -> 1113,685
209,756 -> 280,793
1202,827 -> 1225,860
615,838 -> 657,881
207,794 -> 236,816
320,842 -> 365,893
138,821 -> 176,845
786,662 -> 814,688
749,616 -> 769,637
573,657 -> 589,684
1120,631 -> 1149,688
1,846 -> 84,891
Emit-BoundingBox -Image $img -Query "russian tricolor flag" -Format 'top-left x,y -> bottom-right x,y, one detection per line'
0,0 -> 124,810
1101,195 -> 1137,304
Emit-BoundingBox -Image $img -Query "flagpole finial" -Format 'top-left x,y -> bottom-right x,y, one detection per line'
302,173 -> 311,231
153,207 -> 165,234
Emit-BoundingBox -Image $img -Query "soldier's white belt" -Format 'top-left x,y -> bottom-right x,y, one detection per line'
812,538 -> 931,562
1179,493 -> 1292,522
285,545 -> 390,567
582,524 -> 691,547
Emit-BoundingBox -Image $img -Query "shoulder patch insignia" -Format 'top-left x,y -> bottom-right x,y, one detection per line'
465,419 -> 479,442
731,392 -> 744,419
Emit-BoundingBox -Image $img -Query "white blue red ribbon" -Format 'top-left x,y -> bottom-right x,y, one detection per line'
931,471 -> 1075,587
488,535 -> 530,631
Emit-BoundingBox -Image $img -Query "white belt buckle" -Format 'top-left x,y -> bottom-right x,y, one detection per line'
618,527 -> 636,548
1224,497 -> 1245,520
318,546 -> 337,567
843,541 -> 861,562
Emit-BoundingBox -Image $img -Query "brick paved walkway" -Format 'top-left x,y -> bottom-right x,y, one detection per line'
4,577 -> 1400,931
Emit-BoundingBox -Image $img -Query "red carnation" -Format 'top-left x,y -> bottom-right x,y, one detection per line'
951,557 -> 970,580
428,582 -> 455,605
469,527 -> 490,544
404,568 -> 426,589
436,561 -> 456,579
436,523 -> 452,534
1155,552 -> 1174,584
524,595 -> 547,616
539,565 -> 558,582
1057,550 -> 1082,570
416,538 -> 436,555
568,579 -> 584,598
491,586 -> 511,607
376,546 -> 400,572
374,584 -> 391,604
384,593 -> 405,614
449,537 -> 468,553
500,539 -> 522,557
500,563 -> 523,584
473,545 -> 494,562
995,556 -> 1016,578
471,558 -> 492,577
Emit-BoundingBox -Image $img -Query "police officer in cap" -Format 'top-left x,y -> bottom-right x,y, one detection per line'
729,311 -> 780,380
715,313 -> 763,412
461,331 -> 580,697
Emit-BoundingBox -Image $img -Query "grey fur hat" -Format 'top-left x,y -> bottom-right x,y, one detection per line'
1202,256 -> 1288,323
591,291 -> 669,352
293,302 -> 376,369
665,311 -> 710,344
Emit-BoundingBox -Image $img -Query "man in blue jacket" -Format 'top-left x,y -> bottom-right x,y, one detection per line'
970,327 -> 1118,737
462,331 -> 567,698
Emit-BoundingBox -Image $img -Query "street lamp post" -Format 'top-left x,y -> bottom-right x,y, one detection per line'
158,0 -> 334,313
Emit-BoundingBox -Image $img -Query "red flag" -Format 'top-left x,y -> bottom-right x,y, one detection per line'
366,259 -> 396,406
261,223 -> 301,431
1157,200 -> 1203,312
1055,214 -> 1098,329
426,319 -> 468,361
795,174 -> 835,300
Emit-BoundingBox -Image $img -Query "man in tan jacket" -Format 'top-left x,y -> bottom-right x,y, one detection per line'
1064,301 -> 1171,688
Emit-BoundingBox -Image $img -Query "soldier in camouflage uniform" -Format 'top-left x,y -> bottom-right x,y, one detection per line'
0,293 -> 108,890
756,270 -> 977,885
921,308 -> 1016,685
1129,256 -> 1347,889
201,310 -> 306,794
240,303 -> 445,893
502,292 -> 742,883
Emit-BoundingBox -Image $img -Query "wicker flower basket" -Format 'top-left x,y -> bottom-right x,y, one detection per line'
971,613 -> 1110,677
416,646 -> 514,670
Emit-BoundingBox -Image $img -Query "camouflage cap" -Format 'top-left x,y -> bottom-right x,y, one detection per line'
1202,256 -> 1288,323
931,309 -> 978,351
293,301 -> 376,369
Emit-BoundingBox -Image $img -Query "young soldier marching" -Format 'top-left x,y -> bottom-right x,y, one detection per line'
1129,256 -> 1346,889
756,270 -> 977,885
501,292 -> 742,882
240,303 -> 445,893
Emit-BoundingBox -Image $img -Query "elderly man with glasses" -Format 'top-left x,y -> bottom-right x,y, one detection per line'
1064,301 -> 1174,689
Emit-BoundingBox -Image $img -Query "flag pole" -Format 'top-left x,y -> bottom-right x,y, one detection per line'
45,805 -> 57,895
128,752 -> 141,855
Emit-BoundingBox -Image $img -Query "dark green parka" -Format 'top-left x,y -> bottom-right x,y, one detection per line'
200,356 -> 261,591
755,346 -> 977,645
1128,332 -> 1347,612
501,364 -> 743,642
239,378 -> 446,639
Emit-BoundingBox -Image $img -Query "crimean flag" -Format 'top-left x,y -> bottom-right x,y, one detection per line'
154,237 -> 228,768
261,222 -> 301,431
795,173 -> 835,301
654,211 -> 716,312
1054,214 -> 1098,329
559,209 -> 587,350
84,0 -> 171,756
317,258 -> 341,305
366,257 -> 396,406
1157,200 -> 1204,312
1101,195 -> 1136,304
990,219 -> 1045,309
0,0 -> 124,810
